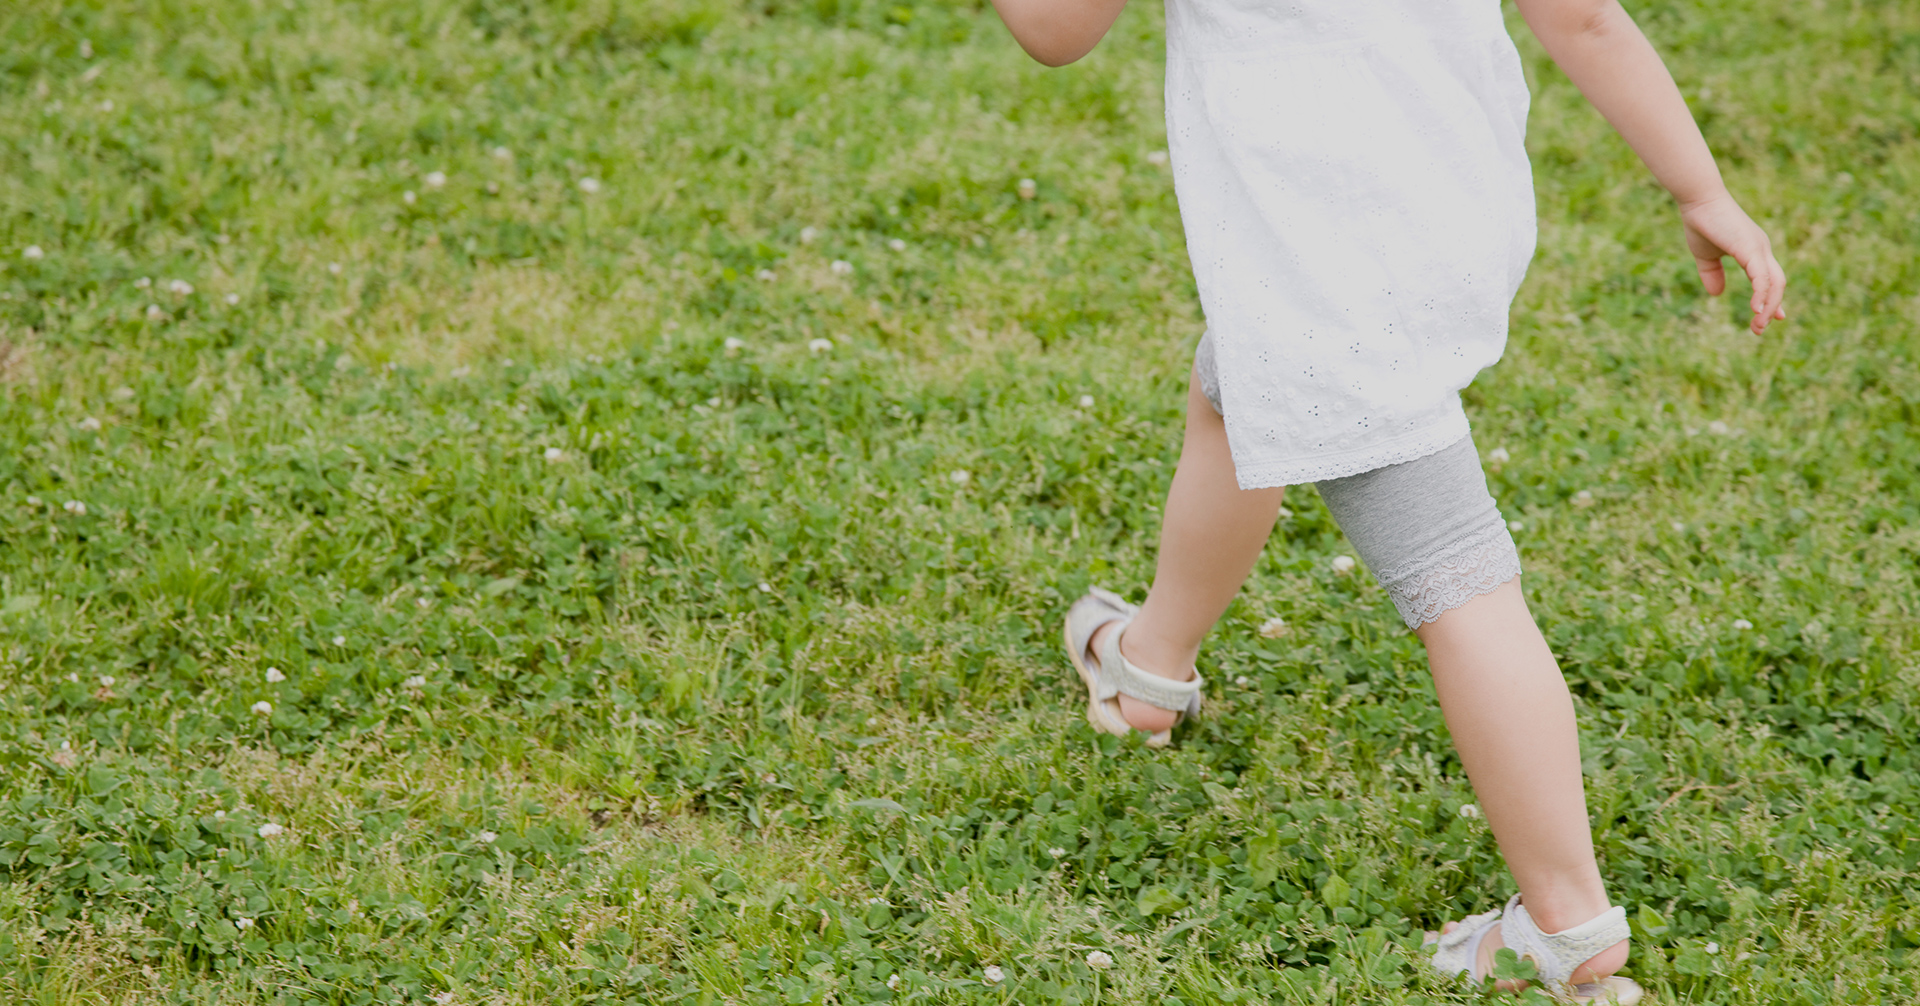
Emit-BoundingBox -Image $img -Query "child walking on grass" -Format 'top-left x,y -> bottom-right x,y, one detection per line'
991,0 -> 1786,1000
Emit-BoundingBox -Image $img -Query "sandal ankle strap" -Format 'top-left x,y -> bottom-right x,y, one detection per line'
1501,895 -> 1629,988
1096,626 -> 1204,714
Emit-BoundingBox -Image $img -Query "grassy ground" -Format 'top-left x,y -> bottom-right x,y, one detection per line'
2,0 -> 1918,1002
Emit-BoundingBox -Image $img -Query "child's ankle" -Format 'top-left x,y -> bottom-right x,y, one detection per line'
1085,623 -> 1193,732
1114,629 -> 1198,683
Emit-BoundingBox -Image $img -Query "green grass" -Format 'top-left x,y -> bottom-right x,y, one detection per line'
2,0 -> 1917,1002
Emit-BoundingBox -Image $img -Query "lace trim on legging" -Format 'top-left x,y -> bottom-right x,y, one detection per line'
1377,521 -> 1522,629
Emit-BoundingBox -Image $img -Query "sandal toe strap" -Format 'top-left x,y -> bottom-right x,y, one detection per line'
1429,906 -> 1504,980
1066,588 -> 1138,659
1502,895 -> 1629,988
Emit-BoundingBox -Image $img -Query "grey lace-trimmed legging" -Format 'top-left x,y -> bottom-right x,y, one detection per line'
1195,331 -> 1521,628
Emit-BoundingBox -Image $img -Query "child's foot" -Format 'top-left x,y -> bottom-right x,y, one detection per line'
1063,589 -> 1204,746
1084,620 -> 1194,734
1426,896 -> 1637,1002
1435,918 -> 1630,993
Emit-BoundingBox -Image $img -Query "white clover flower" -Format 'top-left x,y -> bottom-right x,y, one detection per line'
403,190 -> 416,204
251,700 -> 273,716
723,336 -> 745,354
1330,555 -> 1356,574
1704,941 -> 1720,954
491,146 -> 512,160
757,582 -> 773,593
424,170 -> 446,188
62,500 -> 87,515
800,226 -> 819,244
1708,420 -> 1730,435
22,245 -> 48,261
99,99 -> 114,112
1047,847 -> 1066,858
1258,616 -> 1289,639
213,809 -> 224,818
1234,675 -> 1251,687
1508,520 -> 1524,532
450,365 -> 471,378
756,268 -> 776,282
1488,447 -> 1510,464
829,260 -> 853,275
234,917 -> 254,929
1146,149 -> 1170,165
1277,506 -> 1293,519
1016,178 -> 1038,200
477,830 -> 498,844
1573,490 -> 1595,508
1078,394 -> 1095,408
949,470 -> 970,485
78,416 -> 102,431
982,965 -> 1005,985
577,177 -> 601,194
328,262 -> 344,275
27,496 -> 42,506
809,337 -> 834,353
404,675 -> 426,688
225,293 -> 241,305
265,667 -> 286,683
1086,950 -> 1113,970
167,279 -> 194,296
1459,803 -> 1480,819
331,635 -> 346,646
886,975 -> 901,990
99,675 -> 115,687
145,304 -> 164,321
1732,618 -> 1753,631
706,396 -> 722,408
133,276 -> 151,289
544,447 -> 565,462
888,238 -> 907,252
257,822 -> 284,837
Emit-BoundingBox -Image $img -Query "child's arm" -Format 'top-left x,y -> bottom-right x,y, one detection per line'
1515,0 -> 1787,333
989,0 -> 1128,66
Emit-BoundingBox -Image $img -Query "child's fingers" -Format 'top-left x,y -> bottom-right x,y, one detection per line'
1745,250 -> 1787,334
1695,254 -> 1728,296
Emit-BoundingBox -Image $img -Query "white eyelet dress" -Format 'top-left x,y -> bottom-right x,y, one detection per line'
1167,0 -> 1537,488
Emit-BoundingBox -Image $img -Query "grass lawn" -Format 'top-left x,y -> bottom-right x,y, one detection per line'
2,0 -> 1918,1002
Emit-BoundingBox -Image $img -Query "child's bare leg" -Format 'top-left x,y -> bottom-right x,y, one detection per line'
1419,579 -> 1629,986
1084,372 -> 1284,733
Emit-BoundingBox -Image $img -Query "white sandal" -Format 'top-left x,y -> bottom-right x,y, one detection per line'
1427,895 -> 1643,1003
1062,587 -> 1203,748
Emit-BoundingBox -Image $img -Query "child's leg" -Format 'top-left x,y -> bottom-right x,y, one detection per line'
1419,580 -> 1629,985
1317,441 -> 1627,987
1083,372 -> 1284,733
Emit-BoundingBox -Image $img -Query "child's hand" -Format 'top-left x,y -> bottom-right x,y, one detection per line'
1680,194 -> 1787,334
